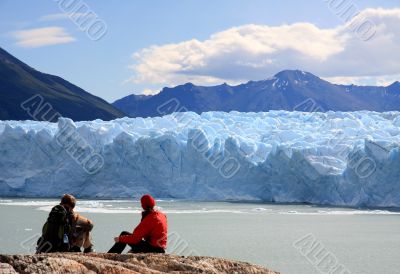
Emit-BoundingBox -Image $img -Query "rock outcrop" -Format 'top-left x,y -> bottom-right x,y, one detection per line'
0,253 -> 279,274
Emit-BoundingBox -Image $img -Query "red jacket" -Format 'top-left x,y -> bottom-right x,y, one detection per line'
119,211 -> 168,249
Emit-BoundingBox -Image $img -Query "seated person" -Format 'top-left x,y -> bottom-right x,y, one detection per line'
69,211 -> 94,253
36,194 -> 94,253
108,194 -> 167,254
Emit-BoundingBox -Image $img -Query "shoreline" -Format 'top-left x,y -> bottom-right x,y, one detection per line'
1,196 -> 400,211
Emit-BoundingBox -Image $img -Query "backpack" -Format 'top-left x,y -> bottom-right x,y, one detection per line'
36,205 -> 72,253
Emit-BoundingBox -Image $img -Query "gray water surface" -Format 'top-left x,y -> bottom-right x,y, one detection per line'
1,199 -> 399,274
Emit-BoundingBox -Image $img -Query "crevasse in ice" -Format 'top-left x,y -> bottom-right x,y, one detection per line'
0,111 -> 399,207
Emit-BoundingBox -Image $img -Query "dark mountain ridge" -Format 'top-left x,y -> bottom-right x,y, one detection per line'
113,70 -> 400,117
0,47 -> 125,121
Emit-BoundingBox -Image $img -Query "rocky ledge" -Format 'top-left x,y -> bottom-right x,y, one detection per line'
0,253 -> 279,274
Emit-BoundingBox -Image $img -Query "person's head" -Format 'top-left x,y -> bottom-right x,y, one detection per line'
140,194 -> 155,211
60,194 -> 76,212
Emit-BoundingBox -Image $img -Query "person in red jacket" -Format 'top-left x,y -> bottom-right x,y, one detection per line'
108,194 -> 167,253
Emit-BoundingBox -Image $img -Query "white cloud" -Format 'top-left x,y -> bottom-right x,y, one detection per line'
142,88 -> 161,95
39,13 -> 72,21
12,27 -> 76,48
127,8 -> 400,90
324,74 -> 400,86
39,13 -> 96,22
322,74 -> 400,86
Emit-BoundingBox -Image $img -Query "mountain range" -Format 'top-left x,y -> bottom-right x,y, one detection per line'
1,46 -> 400,122
0,47 -> 124,121
113,70 -> 400,117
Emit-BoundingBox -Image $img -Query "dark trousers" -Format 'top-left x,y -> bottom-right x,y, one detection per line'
108,231 -> 165,254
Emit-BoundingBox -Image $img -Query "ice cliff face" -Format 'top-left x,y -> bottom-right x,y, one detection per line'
0,111 -> 399,207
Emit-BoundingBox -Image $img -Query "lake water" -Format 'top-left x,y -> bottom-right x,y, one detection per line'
1,199 -> 399,274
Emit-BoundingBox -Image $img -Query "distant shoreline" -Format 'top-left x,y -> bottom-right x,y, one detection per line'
1,197 -> 400,211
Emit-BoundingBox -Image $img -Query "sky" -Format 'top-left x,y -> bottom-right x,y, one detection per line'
0,0 -> 399,102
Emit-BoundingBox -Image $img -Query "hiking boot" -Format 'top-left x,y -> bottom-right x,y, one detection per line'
70,246 -> 81,252
84,246 -> 94,253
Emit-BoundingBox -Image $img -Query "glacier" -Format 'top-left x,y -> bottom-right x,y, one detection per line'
0,111 -> 399,207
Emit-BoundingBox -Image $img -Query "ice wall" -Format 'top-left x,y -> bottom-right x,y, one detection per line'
0,111 -> 399,207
